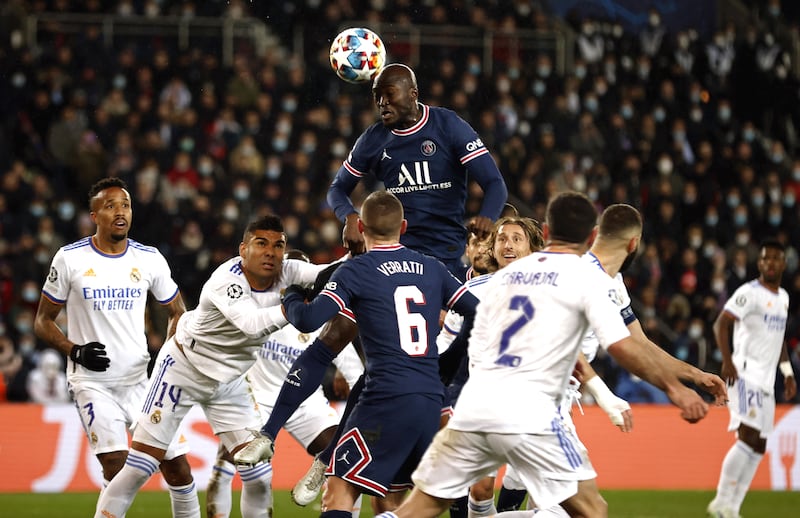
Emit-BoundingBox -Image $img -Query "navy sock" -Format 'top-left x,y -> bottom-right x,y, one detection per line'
320,510 -> 353,517
262,338 -> 336,438
497,487 -> 527,511
450,494 -> 468,518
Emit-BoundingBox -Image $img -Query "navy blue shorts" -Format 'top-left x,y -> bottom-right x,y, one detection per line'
326,393 -> 442,496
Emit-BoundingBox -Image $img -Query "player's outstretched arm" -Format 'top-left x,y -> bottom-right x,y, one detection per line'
608,336 -> 710,423
628,320 -> 727,406
282,288 -> 341,333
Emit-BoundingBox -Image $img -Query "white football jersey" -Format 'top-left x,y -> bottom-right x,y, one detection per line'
448,251 -> 631,434
723,279 -> 789,393
580,252 -> 636,362
175,257 -> 330,383
41,237 -> 179,385
436,273 -> 494,353
248,324 -> 363,407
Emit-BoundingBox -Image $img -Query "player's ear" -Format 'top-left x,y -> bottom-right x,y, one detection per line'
628,235 -> 639,254
399,219 -> 408,235
586,226 -> 599,248
542,223 -> 550,243
357,218 -> 365,234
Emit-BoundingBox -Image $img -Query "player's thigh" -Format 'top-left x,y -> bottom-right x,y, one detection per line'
206,374 -> 262,452
412,428 -> 502,500
330,394 -> 441,497
728,377 -> 775,437
497,427 -> 596,511
280,395 -> 341,451
135,347 -> 204,450
70,380 -> 136,455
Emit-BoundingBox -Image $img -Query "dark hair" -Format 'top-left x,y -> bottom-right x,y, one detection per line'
546,191 -> 598,244
88,177 -> 129,207
285,249 -> 310,263
760,237 -> 785,254
598,204 -> 642,240
243,215 -> 284,241
361,191 -> 404,239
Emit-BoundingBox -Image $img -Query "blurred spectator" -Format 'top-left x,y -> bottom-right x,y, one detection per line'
26,349 -> 69,405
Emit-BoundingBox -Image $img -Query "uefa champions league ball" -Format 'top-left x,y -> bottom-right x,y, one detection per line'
329,27 -> 386,84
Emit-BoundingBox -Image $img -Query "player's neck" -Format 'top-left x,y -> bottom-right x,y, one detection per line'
589,246 -> 624,276
92,233 -> 128,255
758,278 -> 781,293
365,237 -> 400,251
544,241 -> 587,255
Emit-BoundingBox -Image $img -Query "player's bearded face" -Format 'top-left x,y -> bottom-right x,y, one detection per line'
92,187 -> 131,242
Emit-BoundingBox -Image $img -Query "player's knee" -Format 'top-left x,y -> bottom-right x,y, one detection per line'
319,315 -> 358,350
97,450 -> 127,480
309,425 -> 338,455
159,454 -> 193,486
470,477 -> 495,500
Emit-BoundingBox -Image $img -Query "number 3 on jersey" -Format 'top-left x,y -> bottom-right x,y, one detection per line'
497,295 -> 534,367
394,285 -> 428,356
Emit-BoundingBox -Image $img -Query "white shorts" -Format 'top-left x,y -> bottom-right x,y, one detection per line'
258,391 -> 339,451
69,378 -> 189,459
728,377 -> 776,438
412,421 -> 596,510
134,338 -> 261,453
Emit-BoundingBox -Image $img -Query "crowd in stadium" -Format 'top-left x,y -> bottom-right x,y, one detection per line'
0,0 -> 799,404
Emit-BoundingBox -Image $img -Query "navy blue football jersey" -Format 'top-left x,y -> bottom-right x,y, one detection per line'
283,244 -> 478,401
327,104 -> 507,261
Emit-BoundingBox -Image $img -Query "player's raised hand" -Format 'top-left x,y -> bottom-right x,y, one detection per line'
466,215 -> 494,239
785,375 -> 797,401
343,213 -> 365,255
70,342 -> 110,371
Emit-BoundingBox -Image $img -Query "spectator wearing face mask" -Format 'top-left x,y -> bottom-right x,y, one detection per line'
26,348 -> 69,404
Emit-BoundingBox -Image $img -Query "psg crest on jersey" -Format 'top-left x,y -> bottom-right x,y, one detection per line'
421,140 -> 436,156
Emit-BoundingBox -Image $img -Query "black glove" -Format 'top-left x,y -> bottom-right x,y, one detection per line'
282,284 -> 309,304
70,342 -> 110,372
308,262 -> 344,300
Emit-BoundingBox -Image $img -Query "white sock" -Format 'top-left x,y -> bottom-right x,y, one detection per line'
207,459 -> 236,518
168,480 -> 200,518
238,462 -> 273,518
352,493 -> 363,518
731,443 -> 763,513
494,511 -> 536,517
714,440 -> 754,508
373,513 -> 397,518
93,450 -> 159,518
468,495 -> 497,517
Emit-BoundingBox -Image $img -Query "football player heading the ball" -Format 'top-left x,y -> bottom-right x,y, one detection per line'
327,62 -> 508,281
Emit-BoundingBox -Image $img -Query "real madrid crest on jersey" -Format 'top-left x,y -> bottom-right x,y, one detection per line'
298,332 -> 310,343
47,266 -> 58,283
420,139 -> 436,156
608,288 -> 624,306
130,268 -> 141,282
150,409 -> 162,424
227,284 -> 244,299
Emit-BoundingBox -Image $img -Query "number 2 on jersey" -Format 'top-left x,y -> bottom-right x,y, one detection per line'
497,295 -> 534,367
394,285 -> 428,356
